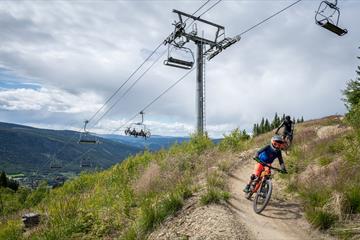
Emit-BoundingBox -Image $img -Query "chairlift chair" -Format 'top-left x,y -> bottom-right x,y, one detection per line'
124,111 -> 151,139
164,45 -> 195,70
50,157 -> 62,169
315,0 -> 348,36
50,163 -> 62,169
79,120 -> 98,144
80,158 -> 91,168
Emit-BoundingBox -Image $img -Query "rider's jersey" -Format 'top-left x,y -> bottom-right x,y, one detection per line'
276,119 -> 293,134
256,145 -> 284,165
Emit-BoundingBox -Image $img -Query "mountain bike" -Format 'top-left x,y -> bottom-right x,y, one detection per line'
245,158 -> 287,214
283,132 -> 293,150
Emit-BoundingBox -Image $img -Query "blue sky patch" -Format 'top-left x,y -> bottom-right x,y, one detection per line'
0,69 -> 41,90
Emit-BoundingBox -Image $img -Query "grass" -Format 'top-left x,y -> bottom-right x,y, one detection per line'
344,185 -> 360,214
200,170 -> 230,205
0,134 -> 219,239
305,208 -> 338,230
0,220 -> 23,240
282,116 -> 360,237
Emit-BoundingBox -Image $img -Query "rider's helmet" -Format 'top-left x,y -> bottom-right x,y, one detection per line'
285,115 -> 291,121
271,135 -> 286,150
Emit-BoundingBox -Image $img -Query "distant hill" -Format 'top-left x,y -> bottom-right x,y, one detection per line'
0,122 -> 142,174
100,134 -> 191,151
100,134 -> 223,151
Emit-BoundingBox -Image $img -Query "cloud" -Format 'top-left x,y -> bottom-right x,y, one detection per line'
0,0 -> 359,137
0,86 -> 102,113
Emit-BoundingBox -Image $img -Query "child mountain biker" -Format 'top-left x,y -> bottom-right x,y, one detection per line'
243,135 -> 287,193
275,115 -> 294,142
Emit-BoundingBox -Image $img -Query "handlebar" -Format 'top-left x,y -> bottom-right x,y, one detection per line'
253,157 -> 287,174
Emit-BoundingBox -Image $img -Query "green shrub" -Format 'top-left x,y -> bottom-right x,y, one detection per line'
200,188 -> 230,205
343,185 -> 360,213
305,208 -> 337,230
200,171 -> 229,205
219,128 -> 250,152
301,189 -> 331,208
188,133 -> 214,154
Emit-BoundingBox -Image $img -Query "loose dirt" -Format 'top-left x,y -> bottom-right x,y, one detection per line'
227,153 -> 332,240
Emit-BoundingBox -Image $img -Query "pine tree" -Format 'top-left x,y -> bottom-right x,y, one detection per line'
265,119 -> 270,132
343,52 -> 360,110
301,116 -> 304,122
260,118 -> 265,134
0,171 -> 7,188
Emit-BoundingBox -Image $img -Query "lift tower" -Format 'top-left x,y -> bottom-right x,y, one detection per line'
164,9 -> 240,135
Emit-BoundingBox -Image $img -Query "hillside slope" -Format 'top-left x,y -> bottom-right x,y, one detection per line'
149,116 -> 358,240
0,122 -> 141,173
1,116 -> 359,240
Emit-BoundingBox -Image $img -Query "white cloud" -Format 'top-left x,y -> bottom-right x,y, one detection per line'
0,0 -> 359,137
0,87 -> 103,113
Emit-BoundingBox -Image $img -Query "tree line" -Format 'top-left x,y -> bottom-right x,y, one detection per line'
253,113 -> 304,136
0,171 -> 19,191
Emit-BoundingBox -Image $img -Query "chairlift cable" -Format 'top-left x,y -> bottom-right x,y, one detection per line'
87,0 -> 214,128
198,0 -> 222,18
90,49 -> 167,129
88,0 -> 212,124
111,67 -> 195,134
48,0 -> 214,167
237,0 -> 303,37
87,43 -> 164,124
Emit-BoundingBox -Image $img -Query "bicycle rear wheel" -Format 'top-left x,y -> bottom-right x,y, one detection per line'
253,179 -> 272,214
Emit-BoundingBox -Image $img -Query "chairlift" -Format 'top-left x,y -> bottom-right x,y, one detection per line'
50,156 -> 62,169
80,157 -> 91,168
315,0 -> 347,36
124,111 -> 151,139
79,120 -> 98,144
164,44 -> 194,70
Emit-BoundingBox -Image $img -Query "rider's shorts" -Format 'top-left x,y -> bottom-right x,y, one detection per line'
254,163 -> 271,177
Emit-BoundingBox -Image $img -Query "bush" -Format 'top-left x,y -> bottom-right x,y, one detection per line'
200,188 -> 230,205
305,208 -> 337,230
219,128 -> 250,152
200,171 -> 229,205
301,189 -> 331,208
343,185 -> 360,214
188,133 -> 214,154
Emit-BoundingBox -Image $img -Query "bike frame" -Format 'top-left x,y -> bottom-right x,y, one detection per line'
249,158 -> 282,194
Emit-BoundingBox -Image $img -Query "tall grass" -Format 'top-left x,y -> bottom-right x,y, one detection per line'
0,134 -> 218,239
200,171 -> 230,205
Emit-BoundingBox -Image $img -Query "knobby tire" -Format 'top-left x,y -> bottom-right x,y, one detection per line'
253,179 -> 273,214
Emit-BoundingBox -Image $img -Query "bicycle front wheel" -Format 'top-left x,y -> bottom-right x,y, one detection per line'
253,179 -> 272,214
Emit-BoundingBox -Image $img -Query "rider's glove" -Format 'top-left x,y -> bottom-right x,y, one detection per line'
280,163 -> 287,173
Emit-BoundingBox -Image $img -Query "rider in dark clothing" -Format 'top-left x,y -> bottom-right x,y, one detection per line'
131,128 -> 137,137
275,115 -> 294,141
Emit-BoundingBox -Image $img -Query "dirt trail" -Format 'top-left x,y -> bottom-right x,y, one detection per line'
227,160 -> 328,240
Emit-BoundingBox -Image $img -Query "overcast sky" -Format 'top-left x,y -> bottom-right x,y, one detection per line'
0,0 -> 359,137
